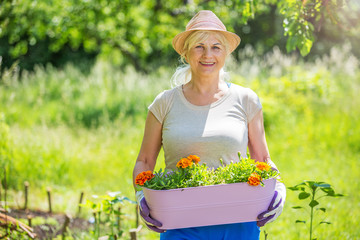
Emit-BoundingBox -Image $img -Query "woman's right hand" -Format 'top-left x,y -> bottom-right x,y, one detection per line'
136,191 -> 165,233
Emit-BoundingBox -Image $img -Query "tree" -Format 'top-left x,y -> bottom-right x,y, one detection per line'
279,0 -> 359,57
0,0 -> 358,72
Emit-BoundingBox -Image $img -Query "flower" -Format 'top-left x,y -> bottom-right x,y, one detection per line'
247,172 -> 262,186
139,155 -> 279,190
135,171 -> 154,186
176,157 -> 193,168
256,162 -> 271,171
187,155 -> 200,164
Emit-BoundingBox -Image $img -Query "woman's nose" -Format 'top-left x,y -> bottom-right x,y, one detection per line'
203,47 -> 212,57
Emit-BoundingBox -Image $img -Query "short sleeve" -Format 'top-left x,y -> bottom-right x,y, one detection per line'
148,89 -> 174,124
246,88 -> 262,122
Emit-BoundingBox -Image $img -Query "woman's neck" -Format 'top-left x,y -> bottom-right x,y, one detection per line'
188,73 -> 223,94
182,76 -> 229,106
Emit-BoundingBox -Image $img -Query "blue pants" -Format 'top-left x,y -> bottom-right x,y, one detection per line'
160,222 -> 260,240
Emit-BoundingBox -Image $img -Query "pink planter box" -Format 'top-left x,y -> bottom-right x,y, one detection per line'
143,178 -> 276,230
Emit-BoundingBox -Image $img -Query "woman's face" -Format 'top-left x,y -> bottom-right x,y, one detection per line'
186,34 -> 227,80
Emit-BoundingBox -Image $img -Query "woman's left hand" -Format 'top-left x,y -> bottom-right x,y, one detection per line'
257,181 -> 286,227
136,191 -> 166,233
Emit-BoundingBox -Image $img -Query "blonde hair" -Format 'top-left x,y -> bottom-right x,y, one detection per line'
171,31 -> 230,87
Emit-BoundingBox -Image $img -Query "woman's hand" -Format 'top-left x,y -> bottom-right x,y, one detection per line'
257,181 -> 286,227
136,191 -> 165,233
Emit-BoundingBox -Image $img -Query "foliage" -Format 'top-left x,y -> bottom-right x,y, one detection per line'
81,192 -> 136,239
1,0 -> 358,72
278,0 -> 358,57
0,61 -> 168,129
0,226 -> 28,240
288,181 -> 344,240
137,155 -> 279,190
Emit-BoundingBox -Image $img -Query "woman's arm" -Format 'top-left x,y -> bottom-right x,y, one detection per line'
132,111 -> 163,188
132,111 -> 165,232
249,110 -> 286,227
248,109 -> 271,163
248,109 -> 278,170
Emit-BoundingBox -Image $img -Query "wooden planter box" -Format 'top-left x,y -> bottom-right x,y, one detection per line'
143,178 -> 276,229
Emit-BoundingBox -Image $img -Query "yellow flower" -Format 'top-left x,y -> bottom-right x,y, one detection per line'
187,155 -> 200,164
135,171 -> 154,186
176,158 -> 193,168
247,172 -> 261,186
256,162 -> 271,171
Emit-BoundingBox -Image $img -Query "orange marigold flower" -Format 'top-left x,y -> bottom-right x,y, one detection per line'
135,171 -> 154,186
256,162 -> 271,171
187,155 -> 200,164
247,172 -> 262,186
176,158 -> 193,168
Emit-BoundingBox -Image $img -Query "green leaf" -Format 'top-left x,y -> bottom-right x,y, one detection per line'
305,181 -> 316,189
298,192 -> 310,200
289,182 -> 307,191
286,36 -> 298,52
314,183 -> 331,188
318,208 -> 326,212
320,221 -> 332,225
296,220 -> 306,224
320,188 -> 344,197
292,206 -> 303,209
295,182 -> 307,187
113,210 -> 122,215
309,200 -> 319,208
299,38 -> 313,56
320,188 -> 335,195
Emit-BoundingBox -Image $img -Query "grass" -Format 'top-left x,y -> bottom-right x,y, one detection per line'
1,45 -> 359,239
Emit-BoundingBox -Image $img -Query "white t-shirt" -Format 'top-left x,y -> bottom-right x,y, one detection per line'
148,83 -> 262,170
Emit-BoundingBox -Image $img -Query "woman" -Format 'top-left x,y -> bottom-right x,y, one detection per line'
132,10 -> 286,239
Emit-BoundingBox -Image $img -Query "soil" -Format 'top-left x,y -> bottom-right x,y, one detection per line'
5,208 -> 92,239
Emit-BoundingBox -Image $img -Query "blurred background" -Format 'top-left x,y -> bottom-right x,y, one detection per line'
0,0 -> 359,239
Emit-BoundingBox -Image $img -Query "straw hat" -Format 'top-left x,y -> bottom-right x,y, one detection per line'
172,10 -> 241,55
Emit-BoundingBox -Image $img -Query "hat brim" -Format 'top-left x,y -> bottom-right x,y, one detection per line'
172,29 -> 241,55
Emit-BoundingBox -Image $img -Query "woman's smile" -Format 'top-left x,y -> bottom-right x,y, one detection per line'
199,61 -> 216,67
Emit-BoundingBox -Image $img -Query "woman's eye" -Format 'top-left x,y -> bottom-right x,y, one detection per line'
213,46 -> 220,50
195,45 -> 203,49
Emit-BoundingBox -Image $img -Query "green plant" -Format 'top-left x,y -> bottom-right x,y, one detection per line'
81,192 -> 136,239
288,181 -> 344,240
136,155 -> 279,190
0,225 -> 28,240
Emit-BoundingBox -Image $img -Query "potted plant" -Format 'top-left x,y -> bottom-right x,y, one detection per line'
135,154 -> 279,229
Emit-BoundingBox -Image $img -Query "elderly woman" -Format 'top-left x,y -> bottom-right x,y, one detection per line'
132,10 -> 286,240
